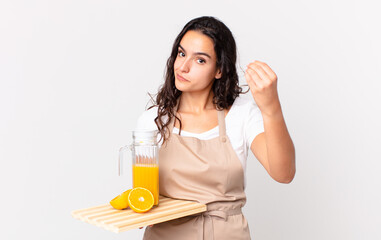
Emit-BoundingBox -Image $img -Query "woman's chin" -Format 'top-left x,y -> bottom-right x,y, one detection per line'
175,80 -> 190,92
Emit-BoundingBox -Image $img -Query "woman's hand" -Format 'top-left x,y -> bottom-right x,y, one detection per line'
139,225 -> 153,229
245,60 -> 281,117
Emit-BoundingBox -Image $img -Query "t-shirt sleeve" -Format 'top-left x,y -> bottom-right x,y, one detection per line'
244,100 -> 265,149
135,107 -> 158,131
135,107 -> 165,146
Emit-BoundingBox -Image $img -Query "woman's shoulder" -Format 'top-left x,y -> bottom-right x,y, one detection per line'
228,91 -> 264,148
230,91 -> 260,114
135,105 -> 159,131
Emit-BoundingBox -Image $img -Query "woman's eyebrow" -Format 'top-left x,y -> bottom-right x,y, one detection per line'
178,44 -> 211,59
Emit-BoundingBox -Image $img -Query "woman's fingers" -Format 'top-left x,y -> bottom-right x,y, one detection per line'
139,225 -> 154,229
254,61 -> 277,80
247,62 -> 270,84
245,69 -> 260,90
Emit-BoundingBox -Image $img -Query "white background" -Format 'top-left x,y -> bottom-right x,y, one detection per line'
1,0 -> 380,239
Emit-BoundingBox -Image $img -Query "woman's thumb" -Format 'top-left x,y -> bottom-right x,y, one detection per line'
139,225 -> 153,229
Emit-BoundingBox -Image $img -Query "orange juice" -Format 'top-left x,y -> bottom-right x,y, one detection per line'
132,164 -> 159,206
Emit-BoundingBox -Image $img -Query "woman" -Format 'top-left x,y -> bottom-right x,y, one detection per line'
136,16 -> 295,240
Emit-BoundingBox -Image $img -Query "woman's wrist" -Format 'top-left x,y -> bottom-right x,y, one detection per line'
261,101 -> 283,120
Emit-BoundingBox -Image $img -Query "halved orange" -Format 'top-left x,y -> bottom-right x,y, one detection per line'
127,187 -> 154,213
110,189 -> 132,210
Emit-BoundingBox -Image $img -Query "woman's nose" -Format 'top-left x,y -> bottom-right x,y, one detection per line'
179,58 -> 190,72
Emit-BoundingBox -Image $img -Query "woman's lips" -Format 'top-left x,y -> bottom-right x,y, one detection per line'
177,74 -> 190,82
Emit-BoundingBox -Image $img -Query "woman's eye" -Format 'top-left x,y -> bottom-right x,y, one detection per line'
178,51 -> 185,57
177,51 -> 205,64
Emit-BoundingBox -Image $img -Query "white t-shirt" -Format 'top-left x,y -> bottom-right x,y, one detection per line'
135,92 -> 265,189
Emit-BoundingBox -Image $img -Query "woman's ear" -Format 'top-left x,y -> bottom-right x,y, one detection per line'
215,68 -> 222,79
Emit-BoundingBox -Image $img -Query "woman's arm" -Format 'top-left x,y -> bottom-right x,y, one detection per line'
250,105 -> 295,183
245,60 -> 296,183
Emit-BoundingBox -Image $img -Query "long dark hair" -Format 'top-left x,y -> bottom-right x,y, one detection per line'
148,16 -> 246,145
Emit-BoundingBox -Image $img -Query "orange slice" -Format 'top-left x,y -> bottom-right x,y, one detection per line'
110,189 -> 132,210
127,187 -> 154,213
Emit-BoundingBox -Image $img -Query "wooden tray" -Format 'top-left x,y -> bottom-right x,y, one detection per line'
71,195 -> 207,233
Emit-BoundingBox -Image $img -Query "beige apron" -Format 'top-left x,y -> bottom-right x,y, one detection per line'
143,102 -> 251,240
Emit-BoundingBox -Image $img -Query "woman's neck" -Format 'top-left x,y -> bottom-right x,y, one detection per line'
179,90 -> 215,114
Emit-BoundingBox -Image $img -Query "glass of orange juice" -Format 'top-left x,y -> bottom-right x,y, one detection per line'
119,130 -> 159,206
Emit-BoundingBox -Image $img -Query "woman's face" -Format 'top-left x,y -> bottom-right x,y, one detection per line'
174,30 -> 221,93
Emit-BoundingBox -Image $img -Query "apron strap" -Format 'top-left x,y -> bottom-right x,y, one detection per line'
217,109 -> 227,138
168,97 -> 181,133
